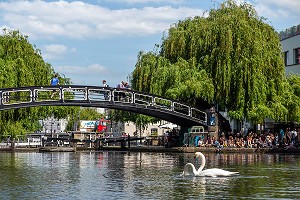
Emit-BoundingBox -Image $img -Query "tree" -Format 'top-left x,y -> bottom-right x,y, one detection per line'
78,107 -> 104,120
0,29 -> 78,138
131,0 -> 291,124
284,74 -> 300,122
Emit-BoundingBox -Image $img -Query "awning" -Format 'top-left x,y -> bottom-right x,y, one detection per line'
159,123 -> 178,129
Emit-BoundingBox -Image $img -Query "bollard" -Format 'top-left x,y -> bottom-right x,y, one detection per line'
11,139 -> 16,151
128,135 -> 130,149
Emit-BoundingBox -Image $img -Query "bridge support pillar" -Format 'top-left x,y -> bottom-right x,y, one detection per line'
207,107 -> 219,139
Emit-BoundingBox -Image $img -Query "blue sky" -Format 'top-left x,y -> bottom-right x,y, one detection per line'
0,0 -> 299,87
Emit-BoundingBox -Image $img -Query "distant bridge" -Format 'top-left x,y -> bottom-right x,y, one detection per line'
0,85 -> 209,127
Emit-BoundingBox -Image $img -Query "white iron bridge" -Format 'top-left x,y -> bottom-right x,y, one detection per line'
0,85 -> 209,127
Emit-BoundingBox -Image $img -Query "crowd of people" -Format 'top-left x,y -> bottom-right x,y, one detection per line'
101,79 -> 131,89
196,128 -> 300,149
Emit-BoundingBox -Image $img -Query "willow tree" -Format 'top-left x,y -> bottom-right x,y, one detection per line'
284,74 -> 300,122
132,52 -> 215,106
131,0 -> 290,124
0,29 -> 77,137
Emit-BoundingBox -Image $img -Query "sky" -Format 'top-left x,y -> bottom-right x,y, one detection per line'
0,0 -> 299,87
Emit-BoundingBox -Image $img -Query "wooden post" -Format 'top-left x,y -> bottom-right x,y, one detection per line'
11,139 -> 16,151
121,140 -> 125,149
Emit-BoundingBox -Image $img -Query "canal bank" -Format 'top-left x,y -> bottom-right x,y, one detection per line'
1,145 -> 299,154
98,145 -> 300,154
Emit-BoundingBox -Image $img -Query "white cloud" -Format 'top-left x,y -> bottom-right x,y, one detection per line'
55,63 -> 125,86
251,0 -> 300,30
257,0 -> 300,12
110,0 -> 183,4
254,0 -> 300,19
254,3 -> 288,19
42,44 -> 71,60
57,64 -> 107,75
0,1 -> 203,40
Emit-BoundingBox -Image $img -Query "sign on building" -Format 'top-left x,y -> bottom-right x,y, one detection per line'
80,120 -> 97,132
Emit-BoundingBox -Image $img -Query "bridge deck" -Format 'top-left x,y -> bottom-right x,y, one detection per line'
0,85 -> 210,126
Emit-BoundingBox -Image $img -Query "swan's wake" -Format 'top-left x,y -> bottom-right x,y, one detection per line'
182,152 -> 238,177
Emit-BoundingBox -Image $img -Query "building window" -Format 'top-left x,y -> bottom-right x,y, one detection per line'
151,128 -> 158,136
294,48 -> 300,64
284,51 -> 288,66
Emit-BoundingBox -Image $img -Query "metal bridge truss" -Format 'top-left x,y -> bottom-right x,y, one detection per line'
0,85 -> 208,126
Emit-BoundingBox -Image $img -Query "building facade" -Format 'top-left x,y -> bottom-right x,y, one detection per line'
280,25 -> 300,74
124,120 -> 173,137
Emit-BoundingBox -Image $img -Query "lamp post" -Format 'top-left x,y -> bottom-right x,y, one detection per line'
51,119 -> 55,138
74,110 -> 81,132
62,73 -> 65,85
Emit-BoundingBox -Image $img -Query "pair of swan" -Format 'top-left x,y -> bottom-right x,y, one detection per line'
182,152 -> 238,177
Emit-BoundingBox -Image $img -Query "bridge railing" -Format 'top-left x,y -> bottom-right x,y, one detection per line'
88,88 -> 111,101
113,89 -> 133,103
2,89 -> 32,105
0,85 -> 208,125
153,97 -> 172,110
134,93 -> 153,106
34,88 -> 61,102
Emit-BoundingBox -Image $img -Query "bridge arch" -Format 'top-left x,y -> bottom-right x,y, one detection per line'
0,85 -> 209,127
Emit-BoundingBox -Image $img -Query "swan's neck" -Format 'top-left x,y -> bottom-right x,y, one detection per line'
186,163 -> 198,175
198,153 -> 205,172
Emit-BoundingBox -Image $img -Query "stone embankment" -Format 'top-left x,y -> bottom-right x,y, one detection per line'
1,146 -> 299,153
100,146 -> 300,154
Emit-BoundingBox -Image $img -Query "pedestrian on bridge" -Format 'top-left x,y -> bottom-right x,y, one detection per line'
116,81 -> 125,89
102,80 -> 108,87
102,80 -> 109,100
50,73 -> 59,98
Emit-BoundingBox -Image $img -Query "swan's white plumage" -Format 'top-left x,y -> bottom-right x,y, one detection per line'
182,152 -> 238,177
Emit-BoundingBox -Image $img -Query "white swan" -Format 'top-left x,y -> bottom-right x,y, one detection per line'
182,152 -> 238,177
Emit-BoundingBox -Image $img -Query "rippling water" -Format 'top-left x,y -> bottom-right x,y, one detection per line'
0,151 -> 299,200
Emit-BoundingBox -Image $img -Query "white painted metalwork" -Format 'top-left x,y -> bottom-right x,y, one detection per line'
0,85 -> 208,126
1,89 -> 32,105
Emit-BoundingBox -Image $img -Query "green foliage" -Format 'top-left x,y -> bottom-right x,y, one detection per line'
134,114 -> 154,133
65,107 -> 102,132
131,0 -> 295,123
0,29 -> 77,137
247,104 -> 272,124
131,53 -> 215,105
79,107 -> 104,120
284,74 -> 300,122
2,121 -> 26,137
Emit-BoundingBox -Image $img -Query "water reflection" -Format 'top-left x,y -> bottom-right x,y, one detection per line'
0,152 -> 299,200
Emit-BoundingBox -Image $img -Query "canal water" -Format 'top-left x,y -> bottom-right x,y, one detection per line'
0,151 -> 299,200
